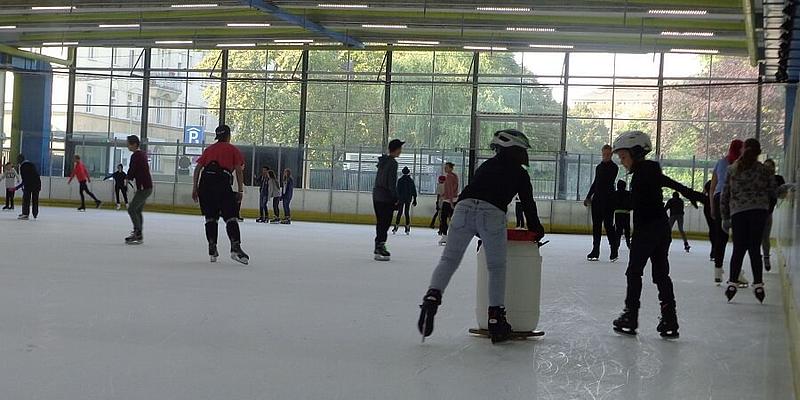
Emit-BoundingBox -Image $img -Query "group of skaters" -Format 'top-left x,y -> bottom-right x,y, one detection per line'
253,165 -> 294,225
1,155 -> 42,220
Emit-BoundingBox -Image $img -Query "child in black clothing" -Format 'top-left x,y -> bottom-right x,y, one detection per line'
103,164 -> 132,210
611,180 -> 632,249
610,131 -> 704,339
665,191 -> 691,252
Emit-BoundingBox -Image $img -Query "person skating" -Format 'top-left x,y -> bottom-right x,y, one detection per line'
393,167 -> 417,235
1,162 -> 20,210
583,144 -> 620,261
514,195 -> 526,229
611,180 -> 632,249
702,180 -> 716,262
103,164 -> 132,210
439,162 -> 459,246
720,139 -> 776,303
417,129 -> 545,344
372,139 -> 403,261
68,154 -> 102,211
609,131 -> 704,339
280,168 -> 294,224
665,192 -> 691,252
255,166 -> 270,223
709,139 -> 743,284
761,159 -> 785,272
15,154 -> 41,220
267,170 -> 282,224
192,125 -> 249,265
429,175 -> 446,231
124,136 -> 153,245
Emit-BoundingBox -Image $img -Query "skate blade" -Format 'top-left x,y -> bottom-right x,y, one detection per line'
374,255 -> 390,261
610,258 -> 619,262
660,331 -> 680,339
468,328 -> 544,339
231,254 -> 249,265
125,241 -> 143,245
210,255 -> 218,263
587,258 -> 599,261
613,326 -> 637,336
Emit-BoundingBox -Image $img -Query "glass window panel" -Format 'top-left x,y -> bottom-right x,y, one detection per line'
568,86 -> 612,118
662,83 -> 709,121
306,111 -> 346,147
566,118 -> 611,153
188,49 -> 222,70
521,86 -> 563,115
480,52 -> 523,76
432,85 -> 471,115
391,51 -> 434,78
708,122 -> 756,157
611,120 -> 657,139
76,47 -> 113,68
345,113 -> 384,147
663,53 -> 709,79
521,120 -> 561,152
660,121 -> 707,160
113,48 -> 145,70
390,115 -> 431,148
431,116 -> 470,149
347,83 -> 385,113
390,84 -> 432,114
521,52 -> 566,76
710,84 -> 756,122
185,78 -> 221,111
612,87 -> 658,119
711,56 -> 757,80
434,51 -> 473,77
569,53 -> 615,77
308,82 -> 346,112
264,110 -> 300,145
227,80 -> 266,109
228,49 -> 267,74
478,85 -> 521,114
265,82 -> 301,111
226,109 -> 265,144
761,84 -> 786,123
760,123 -> 785,164
614,53 -> 660,77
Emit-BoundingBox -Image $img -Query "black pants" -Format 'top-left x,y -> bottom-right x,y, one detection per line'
430,207 -> 440,229
625,219 -> 675,310
78,181 -> 99,207
199,171 -> 241,249
22,189 -> 39,218
729,209 -> 768,285
591,200 -> 617,253
5,189 -> 14,208
440,202 -> 454,235
712,194 -> 729,269
515,202 -> 526,228
115,186 -> 129,204
283,196 -> 292,218
374,201 -> 395,245
703,205 -> 715,259
668,214 -> 689,245
395,201 -> 411,226
615,212 -> 631,248
273,197 -> 281,218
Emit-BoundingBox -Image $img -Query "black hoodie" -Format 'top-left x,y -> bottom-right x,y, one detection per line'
18,160 -> 41,191
373,155 -> 398,203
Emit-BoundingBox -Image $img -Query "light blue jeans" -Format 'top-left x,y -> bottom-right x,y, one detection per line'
429,199 -> 508,306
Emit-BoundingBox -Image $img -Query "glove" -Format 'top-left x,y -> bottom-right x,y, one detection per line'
722,219 -> 731,233
583,198 -> 591,207
412,200 -> 417,207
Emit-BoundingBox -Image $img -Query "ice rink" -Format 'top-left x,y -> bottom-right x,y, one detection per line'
0,207 -> 794,400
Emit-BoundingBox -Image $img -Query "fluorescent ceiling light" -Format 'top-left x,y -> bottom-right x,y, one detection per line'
396,43 -> 435,47
361,24 -> 407,29
170,4 -> 218,8
463,46 -> 507,51
670,48 -> 719,54
43,41 -> 79,46
364,42 -> 388,46
397,40 -> 439,45
648,9 -> 707,15
216,43 -> 256,47
155,40 -> 194,44
506,27 -> 555,32
661,31 -> 714,37
31,6 -> 76,10
318,3 -> 369,8
99,24 -> 140,28
0,25 -> 16,29
529,44 -> 574,49
273,39 -> 314,43
227,23 -> 271,27
476,7 -> 531,12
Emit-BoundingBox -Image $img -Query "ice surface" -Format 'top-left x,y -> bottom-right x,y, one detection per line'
0,207 -> 794,400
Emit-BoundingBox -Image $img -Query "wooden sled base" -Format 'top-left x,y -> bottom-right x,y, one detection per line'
468,328 -> 545,339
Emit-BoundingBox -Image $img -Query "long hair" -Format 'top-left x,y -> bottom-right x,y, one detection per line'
734,138 -> 761,172
267,169 -> 277,180
283,168 -> 292,179
725,139 -> 744,163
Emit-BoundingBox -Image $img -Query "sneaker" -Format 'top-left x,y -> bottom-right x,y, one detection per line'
17,214 -> 29,220
95,200 -> 102,209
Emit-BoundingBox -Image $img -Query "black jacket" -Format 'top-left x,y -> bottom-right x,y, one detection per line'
611,189 -> 632,212
396,175 -> 417,203
372,155 -> 398,204
19,161 -> 41,191
587,160 -> 619,202
665,197 -> 685,217
630,160 -> 703,227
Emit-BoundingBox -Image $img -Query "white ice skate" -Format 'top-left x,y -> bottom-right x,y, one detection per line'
438,235 -> 447,246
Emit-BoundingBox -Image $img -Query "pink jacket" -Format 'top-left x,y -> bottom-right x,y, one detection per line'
443,172 -> 459,202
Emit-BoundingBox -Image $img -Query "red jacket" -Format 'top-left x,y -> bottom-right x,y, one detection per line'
69,161 -> 90,183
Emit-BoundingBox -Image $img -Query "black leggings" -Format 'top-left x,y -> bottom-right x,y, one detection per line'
515,202 -> 526,228
703,204 -> 715,259
591,200 -> 617,252
729,209 -> 768,285
115,186 -> 129,204
5,189 -> 14,208
273,197 -> 281,218
395,201 -> 411,226
374,201 -> 395,244
440,202 -> 454,235
78,181 -> 100,207
615,213 -> 631,247
625,220 -> 675,310
712,194 -> 729,269
22,189 -> 39,218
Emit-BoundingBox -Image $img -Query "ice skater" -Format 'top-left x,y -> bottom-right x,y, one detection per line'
429,175 -> 445,231
393,167 -> 417,235
123,136 -> 153,245
438,163 -> 459,246
280,168 -> 294,224
583,144 -> 620,261
709,139 -> 743,284
68,155 -> 102,211
761,159 -> 785,271
255,166 -> 270,223
721,139 -> 776,303
665,192 -> 691,252
514,195 -> 526,229
267,169 -> 282,224
103,164 -> 132,210
15,154 -> 41,220
611,180 -> 632,249
610,131 -> 704,339
372,139 -> 403,261
192,125 -> 249,265
1,162 -> 19,210
417,129 -> 545,344
702,180 -> 716,262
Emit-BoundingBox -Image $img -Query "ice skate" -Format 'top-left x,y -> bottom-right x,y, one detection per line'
255,217 -> 264,223
613,308 -> 638,336
374,242 -> 390,261
95,200 -> 102,209
737,273 -> 749,288
714,267 -> 724,285
610,248 -> 619,262
280,217 -> 291,225
753,283 -> 765,304
404,225 -> 410,235
269,218 -> 281,224
586,249 -> 599,261
764,256 -> 772,272
438,235 -> 447,246
115,203 -> 121,210
1,206 -> 7,210
125,231 -> 143,245
684,243 -> 691,253
230,243 -> 249,265
657,304 -> 680,339
487,306 -> 513,344
17,214 -> 28,220
209,243 -> 219,262
725,282 -> 738,302
77,206 -> 86,212
417,289 -> 442,341
392,225 -> 398,235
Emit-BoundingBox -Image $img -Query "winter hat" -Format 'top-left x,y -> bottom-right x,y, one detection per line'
402,167 -> 410,175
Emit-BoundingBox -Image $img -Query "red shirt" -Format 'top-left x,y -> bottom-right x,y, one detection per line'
196,142 -> 244,172
70,161 -> 90,183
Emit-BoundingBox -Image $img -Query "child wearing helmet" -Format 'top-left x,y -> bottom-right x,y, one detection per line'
611,131 -> 704,339
417,129 -> 545,344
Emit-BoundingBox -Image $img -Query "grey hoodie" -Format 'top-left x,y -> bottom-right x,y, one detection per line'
373,155 -> 398,204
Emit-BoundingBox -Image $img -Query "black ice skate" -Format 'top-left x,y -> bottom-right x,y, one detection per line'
725,282 -> 738,302
613,308 -> 638,336
95,200 -> 102,209
764,256 -> 772,272
124,231 -> 143,245
488,306 -> 513,344
610,248 -> 619,262
684,243 -> 691,253
392,225 -> 399,235
753,283 -> 765,304
269,218 -> 281,224
280,217 -> 291,225
404,225 -> 410,235
209,243 -> 219,263
231,243 -> 249,265
374,242 -> 391,261
417,289 -> 442,341
586,249 -> 600,261
657,304 -> 680,339
77,206 -> 86,212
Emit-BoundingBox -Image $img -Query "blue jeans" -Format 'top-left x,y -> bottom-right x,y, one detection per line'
259,190 -> 269,218
429,199 -> 508,306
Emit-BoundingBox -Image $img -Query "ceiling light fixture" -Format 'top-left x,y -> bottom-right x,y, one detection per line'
660,31 -> 714,37
529,44 -> 574,49
170,3 -> 218,8
216,43 -> 256,47
227,23 -> 271,27
274,39 -> 314,43
648,9 -> 707,15
506,27 -> 555,32
31,6 -> 76,10
0,25 -> 16,29
669,48 -> 719,54
43,41 -> 79,46
397,40 -> 440,45
99,24 -> 140,28
364,42 -> 388,46
155,40 -> 194,44
361,24 -> 407,29
463,45 -> 508,51
476,7 -> 531,12
318,3 -> 369,8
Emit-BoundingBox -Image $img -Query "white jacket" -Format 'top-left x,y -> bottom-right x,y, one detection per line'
1,169 -> 19,189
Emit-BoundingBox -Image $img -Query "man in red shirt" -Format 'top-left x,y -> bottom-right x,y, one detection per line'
68,154 -> 102,211
124,135 -> 153,245
438,162 -> 459,245
192,125 -> 249,265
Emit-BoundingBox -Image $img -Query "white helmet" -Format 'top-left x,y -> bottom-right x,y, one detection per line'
490,129 -> 531,152
612,130 -> 652,160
